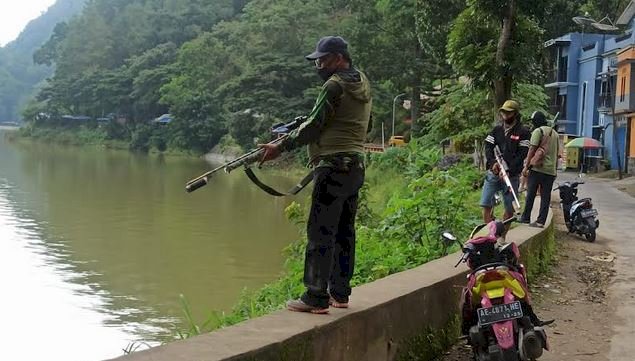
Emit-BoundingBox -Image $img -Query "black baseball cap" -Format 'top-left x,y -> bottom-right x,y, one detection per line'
305,36 -> 349,60
530,111 -> 547,126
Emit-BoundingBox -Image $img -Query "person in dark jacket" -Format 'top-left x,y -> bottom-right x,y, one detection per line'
480,100 -> 531,224
259,36 -> 372,314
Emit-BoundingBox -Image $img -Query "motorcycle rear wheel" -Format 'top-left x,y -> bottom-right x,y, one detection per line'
585,218 -> 597,242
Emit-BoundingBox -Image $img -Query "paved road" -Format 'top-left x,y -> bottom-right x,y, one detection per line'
556,173 -> 635,361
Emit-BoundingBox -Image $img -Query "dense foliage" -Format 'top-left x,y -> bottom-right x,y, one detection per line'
4,0 -> 627,153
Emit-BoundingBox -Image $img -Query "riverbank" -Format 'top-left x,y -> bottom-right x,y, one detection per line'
10,126 -> 410,215
9,126 -> 200,156
10,124 -> 309,171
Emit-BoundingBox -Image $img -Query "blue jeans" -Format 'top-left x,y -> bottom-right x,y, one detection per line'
479,170 -> 519,214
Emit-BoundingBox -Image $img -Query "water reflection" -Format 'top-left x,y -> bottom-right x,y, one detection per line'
0,183 -> 149,361
0,132 -> 301,360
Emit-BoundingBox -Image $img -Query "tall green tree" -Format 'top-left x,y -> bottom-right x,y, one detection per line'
423,82 -> 549,152
160,0 -> 343,150
32,0 -> 235,123
348,0 -> 424,112
447,0 -> 543,109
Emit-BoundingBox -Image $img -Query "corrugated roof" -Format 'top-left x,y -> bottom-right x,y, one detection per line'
617,0 -> 635,25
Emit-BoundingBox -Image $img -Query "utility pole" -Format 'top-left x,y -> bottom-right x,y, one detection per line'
410,40 -> 423,134
392,93 -> 406,138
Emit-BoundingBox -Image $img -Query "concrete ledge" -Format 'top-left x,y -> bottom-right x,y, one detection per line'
111,210 -> 554,361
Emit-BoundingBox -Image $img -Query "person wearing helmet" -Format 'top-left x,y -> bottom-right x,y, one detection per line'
480,100 -> 531,224
259,36 -> 372,314
520,111 -> 559,227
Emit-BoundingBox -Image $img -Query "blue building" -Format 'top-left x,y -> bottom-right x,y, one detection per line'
544,2 -> 635,173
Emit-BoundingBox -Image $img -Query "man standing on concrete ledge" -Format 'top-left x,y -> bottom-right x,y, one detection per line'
520,111 -> 559,228
259,36 -> 372,314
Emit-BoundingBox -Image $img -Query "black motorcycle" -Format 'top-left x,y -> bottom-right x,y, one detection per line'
553,181 -> 599,242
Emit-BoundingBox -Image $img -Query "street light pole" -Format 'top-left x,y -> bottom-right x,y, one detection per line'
607,67 -> 623,179
392,93 -> 406,138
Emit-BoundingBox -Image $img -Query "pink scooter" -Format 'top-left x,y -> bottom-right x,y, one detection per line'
442,218 -> 549,361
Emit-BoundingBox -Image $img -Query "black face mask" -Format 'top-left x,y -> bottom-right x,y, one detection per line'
317,68 -> 335,81
502,114 -> 517,125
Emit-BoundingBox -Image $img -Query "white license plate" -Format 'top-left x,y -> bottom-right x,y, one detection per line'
477,301 -> 524,326
581,209 -> 598,218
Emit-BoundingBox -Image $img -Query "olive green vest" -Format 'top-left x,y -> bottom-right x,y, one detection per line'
308,72 -> 372,162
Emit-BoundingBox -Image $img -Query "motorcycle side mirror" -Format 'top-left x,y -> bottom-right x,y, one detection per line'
441,232 -> 457,244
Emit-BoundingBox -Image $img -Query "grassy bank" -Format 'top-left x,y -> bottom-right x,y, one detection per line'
15,122 -> 202,157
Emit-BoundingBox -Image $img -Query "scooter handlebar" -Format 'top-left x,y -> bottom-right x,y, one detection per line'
471,262 -> 510,274
553,181 -> 585,191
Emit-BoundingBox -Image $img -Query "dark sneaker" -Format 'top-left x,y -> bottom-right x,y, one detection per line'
286,299 -> 329,314
329,296 -> 349,309
529,222 -> 544,228
518,218 -> 530,224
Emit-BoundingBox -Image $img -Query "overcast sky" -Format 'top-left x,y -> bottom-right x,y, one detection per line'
0,0 -> 57,46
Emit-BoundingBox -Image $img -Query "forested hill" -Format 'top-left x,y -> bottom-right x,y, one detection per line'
0,0 -> 86,122
19,0 -> 627,154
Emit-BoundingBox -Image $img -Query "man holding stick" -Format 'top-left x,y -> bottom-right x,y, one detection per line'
479,100 -> 530,224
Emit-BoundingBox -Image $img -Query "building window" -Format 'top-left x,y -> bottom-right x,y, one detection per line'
599,79 -> 607,107
621,76 -> 626,102
599,76 -> 615,109
558,55 -> 568,82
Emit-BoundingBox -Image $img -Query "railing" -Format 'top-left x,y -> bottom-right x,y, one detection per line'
598,94 -> 613,111
363,143 -> 384,153
545,68 -> 568,84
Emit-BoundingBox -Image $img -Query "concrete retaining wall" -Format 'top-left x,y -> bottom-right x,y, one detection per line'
110,210 -> 554,361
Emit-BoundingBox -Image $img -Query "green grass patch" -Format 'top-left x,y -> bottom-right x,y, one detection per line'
398,315 -> 461,361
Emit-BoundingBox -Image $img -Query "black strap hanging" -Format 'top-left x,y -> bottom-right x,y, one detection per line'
243,167 -> 314,197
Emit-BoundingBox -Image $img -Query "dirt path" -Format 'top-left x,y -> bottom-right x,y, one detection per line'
438,213 -> 616,361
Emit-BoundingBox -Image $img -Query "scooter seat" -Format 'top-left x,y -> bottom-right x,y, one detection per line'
573,198 -> 591,205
